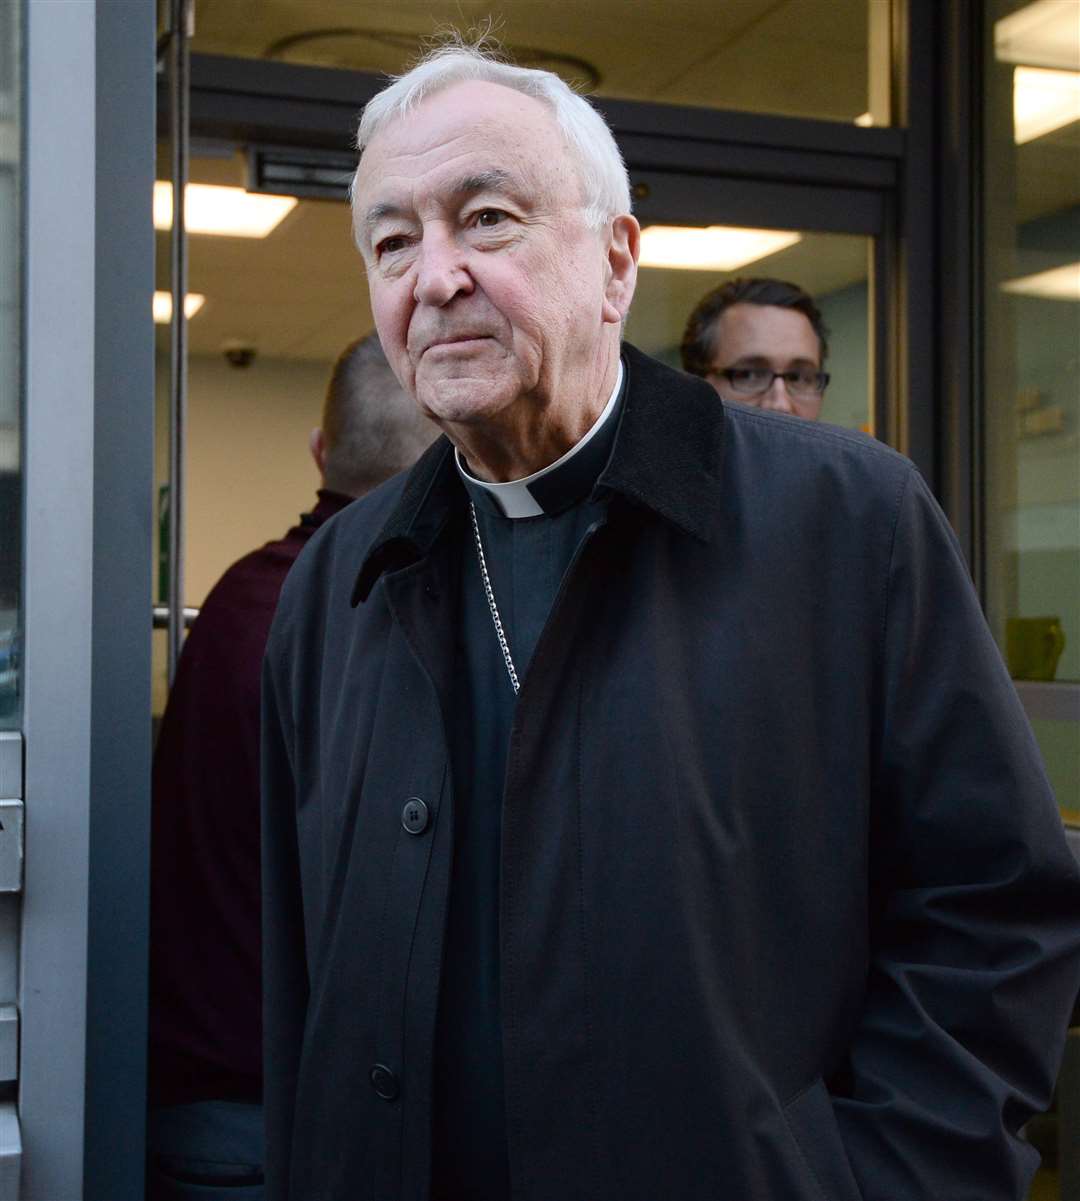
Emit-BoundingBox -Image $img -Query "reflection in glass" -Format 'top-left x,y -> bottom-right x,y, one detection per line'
984,0 -> 1079,830
0,1 -> 20,728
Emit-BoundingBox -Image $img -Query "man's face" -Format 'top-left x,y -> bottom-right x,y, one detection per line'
353,80 -> 635,437
705,303 -> 825,420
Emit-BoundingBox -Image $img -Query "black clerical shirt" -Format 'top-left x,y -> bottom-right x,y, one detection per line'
430,367 -> 625,1200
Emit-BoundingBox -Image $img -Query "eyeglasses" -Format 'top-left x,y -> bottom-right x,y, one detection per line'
716,367 -> 830,400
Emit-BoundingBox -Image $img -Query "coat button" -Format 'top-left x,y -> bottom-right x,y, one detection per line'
370,1063 -> 399,1101
401,797 -> 429,835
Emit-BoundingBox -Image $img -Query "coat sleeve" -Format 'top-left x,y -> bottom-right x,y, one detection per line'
832,467 -> 1080,1199
261,617 -> 310,1201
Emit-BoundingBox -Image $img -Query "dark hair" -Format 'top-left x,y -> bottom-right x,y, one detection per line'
679,277 -> 829,377
320,333 -> 436,497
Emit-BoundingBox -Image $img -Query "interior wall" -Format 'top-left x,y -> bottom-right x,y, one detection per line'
816,282 -> 870,432
153,351 -> 339,712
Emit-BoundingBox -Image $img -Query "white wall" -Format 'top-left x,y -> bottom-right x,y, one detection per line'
153,351 -> 336,712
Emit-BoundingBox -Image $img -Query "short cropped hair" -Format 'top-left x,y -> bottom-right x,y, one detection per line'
680,277 -> 830,377
320,334 -> 436,497
350,36 -> 631,243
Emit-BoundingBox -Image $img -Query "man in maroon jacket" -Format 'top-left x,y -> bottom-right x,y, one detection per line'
147,333 -> 435,1200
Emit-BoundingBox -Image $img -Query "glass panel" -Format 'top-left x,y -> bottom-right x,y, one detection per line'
0,0 -> 21,728
188,0 -> 892,127
983,1 -> 1080,833
626,230 -> 873,432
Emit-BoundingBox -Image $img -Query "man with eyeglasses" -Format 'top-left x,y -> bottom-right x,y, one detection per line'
681,276 -> 830,420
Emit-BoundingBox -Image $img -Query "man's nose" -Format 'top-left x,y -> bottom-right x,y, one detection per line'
759,375 -> 796,414
413,230 -> 472,307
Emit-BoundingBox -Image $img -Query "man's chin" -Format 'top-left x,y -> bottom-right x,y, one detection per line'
416,379 -> 516,427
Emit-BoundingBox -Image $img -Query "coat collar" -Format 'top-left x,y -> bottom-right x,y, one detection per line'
351,342 -> 726,605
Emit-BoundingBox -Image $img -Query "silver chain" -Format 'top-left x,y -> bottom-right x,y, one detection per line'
469,501 -> 520,695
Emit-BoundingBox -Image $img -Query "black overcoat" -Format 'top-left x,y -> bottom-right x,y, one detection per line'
262,344 -> 1080,1201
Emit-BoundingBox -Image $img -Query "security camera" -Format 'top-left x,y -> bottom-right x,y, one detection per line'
222,340 -> 257,369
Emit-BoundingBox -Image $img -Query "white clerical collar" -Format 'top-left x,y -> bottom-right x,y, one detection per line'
455,359 -> 625,519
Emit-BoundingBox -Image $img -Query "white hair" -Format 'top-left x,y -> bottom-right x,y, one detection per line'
350,40 -> 631,244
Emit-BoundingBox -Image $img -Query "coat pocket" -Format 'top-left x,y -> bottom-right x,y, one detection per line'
781,1078 -> 863,1201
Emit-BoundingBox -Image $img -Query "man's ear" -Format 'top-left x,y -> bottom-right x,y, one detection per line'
601,214 -> 640,326
309,428 -> 327,478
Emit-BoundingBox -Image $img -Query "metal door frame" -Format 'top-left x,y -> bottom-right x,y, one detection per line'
20,2 -> 155,1197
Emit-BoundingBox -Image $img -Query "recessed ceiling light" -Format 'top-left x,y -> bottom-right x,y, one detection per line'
1013,65 -> 1080,142
153,291 -> 206,323
854,112 -> 874,126
153,182 -> 298,237
1001,262 -> 1080,301
995,0 -> 1080,71
638,225 -> 801,271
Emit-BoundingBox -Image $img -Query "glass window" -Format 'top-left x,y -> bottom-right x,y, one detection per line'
983,0 -> 1080,829
188,0 -> 892,127
0,0 -> 21,728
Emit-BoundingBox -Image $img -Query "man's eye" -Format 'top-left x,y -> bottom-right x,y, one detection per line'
376,235 -> 408,257
732,369 -> 768,385
474,209 -> 507,228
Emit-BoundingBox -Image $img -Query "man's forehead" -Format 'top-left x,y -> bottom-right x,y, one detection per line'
369,79 -> 555,155
715,304 -> 821,362
356,87 -> 570,209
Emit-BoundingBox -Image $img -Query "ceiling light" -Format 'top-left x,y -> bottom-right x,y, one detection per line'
1013,65 -> 1080,142
995,0 -> 1080,71
153,291 -> 206,323
638,225 -> 801,271
854,112 -> 874,126
153,182 -> 297,237
1001,262 -> 1080,301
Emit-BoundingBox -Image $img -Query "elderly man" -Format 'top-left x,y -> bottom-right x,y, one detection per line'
681,276 -> 830,419
262,43 -> 1080,1201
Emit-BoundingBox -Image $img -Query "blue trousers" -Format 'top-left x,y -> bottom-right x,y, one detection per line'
147,1100 -> 264,1201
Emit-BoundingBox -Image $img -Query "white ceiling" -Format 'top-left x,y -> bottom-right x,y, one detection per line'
156,150 -> 374,361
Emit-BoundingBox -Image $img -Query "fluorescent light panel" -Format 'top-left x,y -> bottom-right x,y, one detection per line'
153,182 -> 297,237
1002,262 -> 1080,301
995,0 -> 1080,71
639,225 -> 801,271
153,291 -> 206,323
1013,65 -> 1080,142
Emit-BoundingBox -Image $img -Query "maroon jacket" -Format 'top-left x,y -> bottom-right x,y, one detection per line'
149,491 -> 352,1106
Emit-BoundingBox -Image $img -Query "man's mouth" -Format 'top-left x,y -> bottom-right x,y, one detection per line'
422,334 -> 491,353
